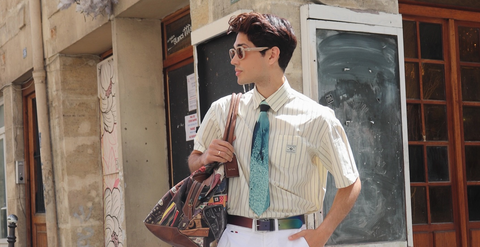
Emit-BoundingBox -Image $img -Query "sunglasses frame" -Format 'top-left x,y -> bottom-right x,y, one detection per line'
229,46 -> 270,60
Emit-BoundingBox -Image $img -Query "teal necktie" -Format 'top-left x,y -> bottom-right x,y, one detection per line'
249,100 -> 270,216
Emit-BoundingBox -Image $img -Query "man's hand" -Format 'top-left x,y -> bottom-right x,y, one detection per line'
289,229 -> 328,247
289,178 -> 361,246
188,139 -> 235,172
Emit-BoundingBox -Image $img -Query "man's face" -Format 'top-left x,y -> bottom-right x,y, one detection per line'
230,33 -> 269,85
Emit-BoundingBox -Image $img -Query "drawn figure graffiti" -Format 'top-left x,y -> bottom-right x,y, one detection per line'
105,187 -> 124,247
99,57 -> 125,247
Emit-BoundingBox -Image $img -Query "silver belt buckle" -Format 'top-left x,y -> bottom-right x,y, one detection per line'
253,218 -> 276,231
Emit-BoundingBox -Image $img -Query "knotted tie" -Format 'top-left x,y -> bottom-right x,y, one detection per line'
249,100 -> 270,216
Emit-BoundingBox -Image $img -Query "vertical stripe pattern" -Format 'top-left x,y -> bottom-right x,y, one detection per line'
194,79 -> 359,218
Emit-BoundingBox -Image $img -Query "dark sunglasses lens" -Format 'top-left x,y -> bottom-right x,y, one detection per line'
236,47 -> 244,59
229,49 -> 235,59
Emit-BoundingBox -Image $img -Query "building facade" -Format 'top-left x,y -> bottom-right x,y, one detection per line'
0,0 -> 479,247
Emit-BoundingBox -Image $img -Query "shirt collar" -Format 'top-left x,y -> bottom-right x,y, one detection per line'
252,77 -> 292,112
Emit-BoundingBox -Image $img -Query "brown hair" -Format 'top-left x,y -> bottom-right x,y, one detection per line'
227,12 -> 297,71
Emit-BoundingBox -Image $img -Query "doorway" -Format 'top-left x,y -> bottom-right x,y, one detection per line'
401,4 -> 480,247
23,85 -> 47,247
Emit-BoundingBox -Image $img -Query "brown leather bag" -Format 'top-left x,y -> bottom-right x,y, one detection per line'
144,93 -> 241,247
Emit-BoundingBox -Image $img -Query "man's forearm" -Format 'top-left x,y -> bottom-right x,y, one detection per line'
188,150 -> 205,172
317,178 -> 361,236
288,178 -> 361,246
188,140 -> 235,173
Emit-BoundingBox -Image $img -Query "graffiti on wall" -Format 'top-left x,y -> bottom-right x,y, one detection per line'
105,187 -> 123,247
99,57 -> 119,176
98,57 -> 125,247
73,205 -> 94,247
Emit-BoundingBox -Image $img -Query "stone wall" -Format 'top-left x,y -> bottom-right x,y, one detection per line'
111,17 -> 169,247
0,0 -> 32,85
47,54 -> 104,247
3,84 -> 27,247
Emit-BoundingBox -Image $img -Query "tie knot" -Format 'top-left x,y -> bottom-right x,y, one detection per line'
259,101 -> 270,112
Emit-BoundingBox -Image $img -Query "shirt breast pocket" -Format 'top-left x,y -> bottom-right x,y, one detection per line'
270,135 -> 309,174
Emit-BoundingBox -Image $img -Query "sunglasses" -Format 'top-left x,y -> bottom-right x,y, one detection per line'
229,46 -> 270,60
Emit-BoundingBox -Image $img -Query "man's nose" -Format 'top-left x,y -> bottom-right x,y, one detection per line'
230,56 -> 238,65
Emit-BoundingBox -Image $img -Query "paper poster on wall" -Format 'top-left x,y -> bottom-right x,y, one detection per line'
187,73 -> 197,111
185,114 -> 198,141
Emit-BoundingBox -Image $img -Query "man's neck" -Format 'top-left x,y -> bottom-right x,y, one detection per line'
255,73 -> 285,99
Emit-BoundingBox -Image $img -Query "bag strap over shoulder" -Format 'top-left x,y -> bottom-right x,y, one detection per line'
223,93 -> 242,144
222,93 -> 242,178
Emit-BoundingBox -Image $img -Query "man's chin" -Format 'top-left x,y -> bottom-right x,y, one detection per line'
236,79 -> 250,86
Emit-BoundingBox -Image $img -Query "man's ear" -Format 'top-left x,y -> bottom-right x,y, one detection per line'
268,46 -> 280,65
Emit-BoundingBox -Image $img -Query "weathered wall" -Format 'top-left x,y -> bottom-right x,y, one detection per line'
113,0 -> 145,15
190,0 -> 398,30
42,2 -> 110,58
3,85 -> 27,247
47,54 -> 104,247
189,0 -> 399,93
318,0 -> 398,13
112,17 -> 169,246
0,0 -> 32,85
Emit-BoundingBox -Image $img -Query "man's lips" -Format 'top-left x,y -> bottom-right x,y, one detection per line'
235,69 -> 242,76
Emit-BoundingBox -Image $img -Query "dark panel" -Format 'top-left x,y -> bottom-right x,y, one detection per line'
403,21 -> 418,59
166,62 -> 195,185
411,186 -> 428,224
422,63 -> 446,100
409,145 -> 426,183
463,106 -> 480,141
407,104 -> 423,141
465,146 -> 480,182
419,22 -> 443,60
461,66 -> 480,102
427,146 -> 449,182
468,185 -> 480,221
317,30 -> 406,244
430,186 -> 453,223
459,26 -> 480,63
425,105 -> 448,141
405,62 -> 420,99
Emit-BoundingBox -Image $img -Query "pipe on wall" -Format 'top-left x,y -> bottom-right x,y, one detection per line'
28,0 -> 59,246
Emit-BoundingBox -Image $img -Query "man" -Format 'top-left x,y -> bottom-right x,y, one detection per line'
188,12 -> 361,247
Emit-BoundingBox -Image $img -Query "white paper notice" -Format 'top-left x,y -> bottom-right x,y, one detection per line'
187,73 -> 197,111
185,114 -> 198,141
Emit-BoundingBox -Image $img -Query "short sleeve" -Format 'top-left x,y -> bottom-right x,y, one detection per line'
317,114 -> 359,188
193,97 -> 231,153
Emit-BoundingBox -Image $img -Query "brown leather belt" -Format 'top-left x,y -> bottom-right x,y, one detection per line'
228,215 -> 305,231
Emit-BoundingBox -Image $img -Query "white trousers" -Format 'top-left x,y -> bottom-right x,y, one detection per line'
218,224 -> 310,247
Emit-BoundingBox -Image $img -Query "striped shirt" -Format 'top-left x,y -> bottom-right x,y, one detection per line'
194,79 -> 359,219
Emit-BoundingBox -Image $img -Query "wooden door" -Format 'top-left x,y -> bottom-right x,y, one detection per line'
24,91 -> 47,247
455,20 -> 480,247
400,4 -> 480,247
